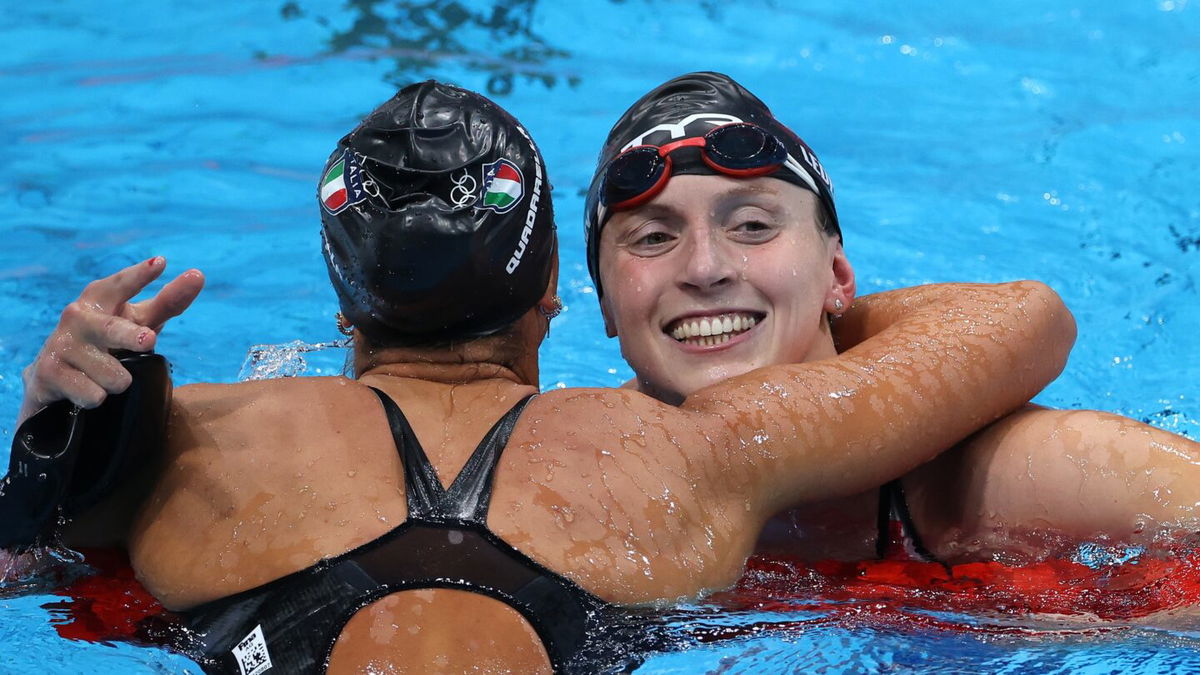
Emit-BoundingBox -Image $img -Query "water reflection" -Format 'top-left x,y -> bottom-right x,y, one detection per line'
280,0 -> 579,95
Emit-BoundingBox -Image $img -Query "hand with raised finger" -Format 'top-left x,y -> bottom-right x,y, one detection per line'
18,256 -> 205,423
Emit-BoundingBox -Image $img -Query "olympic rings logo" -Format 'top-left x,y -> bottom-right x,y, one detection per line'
449,169 -> 478,208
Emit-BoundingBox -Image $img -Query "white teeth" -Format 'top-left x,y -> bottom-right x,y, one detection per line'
668,313 -> 761,344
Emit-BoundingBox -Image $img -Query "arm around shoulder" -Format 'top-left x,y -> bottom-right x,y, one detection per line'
835,281 -> 1076,366
680,280 -> 1076,518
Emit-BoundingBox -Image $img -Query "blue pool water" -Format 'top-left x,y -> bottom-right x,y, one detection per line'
2,1 -> 1199,671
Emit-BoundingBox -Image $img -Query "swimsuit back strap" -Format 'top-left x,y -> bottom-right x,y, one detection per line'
445,394 -> 536,522
369,387 -> 444,519
369,387 -> 536,523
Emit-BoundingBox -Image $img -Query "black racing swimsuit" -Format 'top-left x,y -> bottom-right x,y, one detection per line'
181,388 -> 654,674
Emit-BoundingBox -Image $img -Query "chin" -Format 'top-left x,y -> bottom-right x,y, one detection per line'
676,371 -> 738,399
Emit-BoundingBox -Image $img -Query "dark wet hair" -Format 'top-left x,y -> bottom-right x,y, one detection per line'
319,80 -> 556,343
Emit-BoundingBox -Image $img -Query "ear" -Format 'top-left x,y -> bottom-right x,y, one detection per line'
825,240 -> 856,315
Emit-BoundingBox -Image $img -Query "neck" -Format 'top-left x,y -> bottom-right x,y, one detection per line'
354,343 -> 539,387
808,315 -> 839,361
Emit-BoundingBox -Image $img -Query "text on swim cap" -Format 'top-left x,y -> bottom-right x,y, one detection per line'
506,126 -> 544,274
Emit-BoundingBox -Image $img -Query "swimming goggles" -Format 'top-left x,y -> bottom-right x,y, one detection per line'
599,122 -> 817,211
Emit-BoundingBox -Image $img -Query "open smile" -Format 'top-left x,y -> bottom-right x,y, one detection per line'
665,311 -> 765,347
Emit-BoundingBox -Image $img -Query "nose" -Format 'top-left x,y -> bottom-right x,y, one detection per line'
678,227 -> 736,292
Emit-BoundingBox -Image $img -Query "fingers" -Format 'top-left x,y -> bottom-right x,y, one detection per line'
62,343 -> 135,399
34,324 -> 137,397
22,258 -> 193,414
24,350 -> 115,410
130,268 -> 205,333
60,301 -> 157,353
81,256 -> 168,313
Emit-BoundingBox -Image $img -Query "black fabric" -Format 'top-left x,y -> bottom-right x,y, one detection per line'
319,81 -> 557,341
182,390 -> 650,674
0,351 -> 170,550
875,480 -> 944,566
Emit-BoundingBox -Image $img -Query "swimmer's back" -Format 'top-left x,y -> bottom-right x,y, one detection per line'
125,376 -> 756,672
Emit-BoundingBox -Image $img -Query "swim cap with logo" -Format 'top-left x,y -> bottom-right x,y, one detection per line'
584,71 -> 838,297
320,80 -> 555,341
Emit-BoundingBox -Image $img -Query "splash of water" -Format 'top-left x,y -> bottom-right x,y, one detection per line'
0,543 -> 88,596
237,339 -> 352,381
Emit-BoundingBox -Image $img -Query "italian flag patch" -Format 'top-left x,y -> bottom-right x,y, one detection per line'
479,158 -> 524,214
320,150 -> 366,215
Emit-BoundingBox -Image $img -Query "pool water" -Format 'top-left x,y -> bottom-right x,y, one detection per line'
2,0 -> 1199,672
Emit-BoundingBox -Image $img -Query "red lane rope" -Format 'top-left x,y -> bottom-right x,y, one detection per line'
44,548 -> 1200,646
44,548 -> 180,645
714,552 -> 1200,621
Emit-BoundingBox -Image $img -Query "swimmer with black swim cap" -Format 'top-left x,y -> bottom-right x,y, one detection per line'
585,71 -> 839,298
321,80 -> 556,343
11,77 -> 1074,674
587,71 -> 1200,565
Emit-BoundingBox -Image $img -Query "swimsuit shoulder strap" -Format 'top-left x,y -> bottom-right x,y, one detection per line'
368,386 -> 443,519
445,394 -> 537,522
368,387 -> 536,523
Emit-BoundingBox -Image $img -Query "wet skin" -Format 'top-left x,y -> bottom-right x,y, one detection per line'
597,176 -> 853,406
24,254 -> 1073,672
598,173 -> 1200,562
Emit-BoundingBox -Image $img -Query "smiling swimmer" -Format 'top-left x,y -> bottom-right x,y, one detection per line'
586,71 -> 1200,563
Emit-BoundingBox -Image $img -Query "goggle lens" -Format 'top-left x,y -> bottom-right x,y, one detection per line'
704,124 -> 787,171
605,146 -> 668,208
601,123 -> 788,210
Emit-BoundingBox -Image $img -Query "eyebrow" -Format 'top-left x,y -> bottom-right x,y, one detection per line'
712,184 -> 794,218
608,181 -> 797,232
607,203 -> 680,233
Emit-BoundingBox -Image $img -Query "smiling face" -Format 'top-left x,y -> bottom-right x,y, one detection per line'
598,174 -> 854,404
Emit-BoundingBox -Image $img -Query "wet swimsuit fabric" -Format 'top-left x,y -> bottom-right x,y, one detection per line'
181,388 -> 644,674
876,480 -> 941,564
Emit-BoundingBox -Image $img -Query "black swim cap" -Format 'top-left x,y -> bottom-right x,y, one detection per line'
320,81 -> 555,341
584,71 -> 839,297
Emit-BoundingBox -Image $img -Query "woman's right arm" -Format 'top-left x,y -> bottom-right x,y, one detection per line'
682,280 -> 1075,519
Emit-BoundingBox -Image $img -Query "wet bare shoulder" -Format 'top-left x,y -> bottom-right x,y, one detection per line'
525,387 -> 712,453
519,387 -> 735,492
496,387 -> 758,602
171,376 -> 373,439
